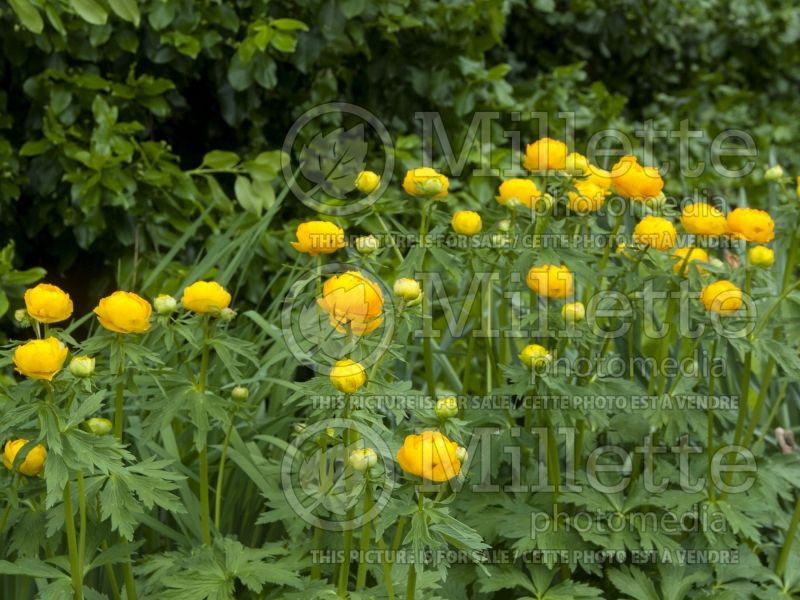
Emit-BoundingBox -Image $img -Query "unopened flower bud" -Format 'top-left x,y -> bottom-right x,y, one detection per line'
435,396 -> 459,419
355,235 -> 380,255
765,165 -> 784,181
394,278 -> 421,302
455,446 -> 468,463
561,302 -> 586,324
497,219 -> 511,233
231,386 -> 249,400
219,307 -> 237,321
154,294 -> 177,315
84,417 -> 113,436
14,308 -> 30,326
748,245 -> 775,267
355,171 -> 381,194
293,422 -> 307,435
349,448 -> 378,472
421,177 -> 444,197
69,356 -> 96,377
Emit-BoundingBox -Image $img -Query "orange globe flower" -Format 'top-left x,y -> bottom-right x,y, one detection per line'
610,155 -> 664,200
317,271 -> 384,335
396,431 -> 462,482
526,265 -> 573,299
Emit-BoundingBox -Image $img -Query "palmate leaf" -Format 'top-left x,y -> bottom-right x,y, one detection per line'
298,124 -> 367,197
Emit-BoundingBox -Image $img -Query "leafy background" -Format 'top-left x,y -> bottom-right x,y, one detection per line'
1,1 -> 800,599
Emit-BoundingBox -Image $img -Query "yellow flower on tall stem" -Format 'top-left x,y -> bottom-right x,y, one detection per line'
680,202 -> 728,236
726,207 -> 775,243
396,431 -> 462,482
3,439 -> 46,476
402,167 -> 449,199
496,178 -> 542,209
633,216 -> 677,250
317,271 -> 384,335
94,291 -> 152,334
526,264 -> 573,299
672,247 -> 709,275
451,210 -> 482,235
701,280 -> 743,315
523,138 -> 568,172
330,358 -> 367,394
610,155 -> 664,200
24,283 -> 73,324
13,337 -> 68,380
181,281 -> 232,314
291,221 -> 347,256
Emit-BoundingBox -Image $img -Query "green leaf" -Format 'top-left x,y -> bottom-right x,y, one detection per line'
70,0 -> 108,25
202,150 -> 240,170
107,0 -> 140,26
9,0 -> 44,33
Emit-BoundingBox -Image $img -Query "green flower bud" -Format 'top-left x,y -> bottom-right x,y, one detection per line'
69,356 -> 96,377
84,417 -> 113,436
231,386 -> 249,400
435,396 -> 459,419
349,448 -> 378,472
154,294 -> 178,315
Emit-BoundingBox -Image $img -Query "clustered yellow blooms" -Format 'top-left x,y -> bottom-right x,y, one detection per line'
13,337 -> 68,380
291,220 -> 346,256
701,280 -> 743,315
633,215 -> 677,251
317,270 -> 384,335
451,210 -> 482,235
94,291 -> 152,334
526,264 -> 573,299
610,155 -> 664,200
565,152 -> 612,189
3,439 -> 47,476
402,167 -> 449,199
181,281 -> 232,314
496,178 -> 543,209
329,358 -> 366,394
396,430 -> 462,482
672,247 -> 708,275
24,283 -> 73,323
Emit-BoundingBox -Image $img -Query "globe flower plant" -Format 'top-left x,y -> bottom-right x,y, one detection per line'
0,118 -> 799,600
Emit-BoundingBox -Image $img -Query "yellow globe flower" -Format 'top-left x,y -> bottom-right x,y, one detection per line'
451,210 -> 482,235
748,245 -> 775,267
726,208 -> 775,243
23,283 -> 73,324
396,431 -> 462,482
701,280 -> 743,315
610,155 -> 664,200
3,439 -> 47,477
523,138 -> 568,172
94,291 -> 152,334
680,202 -> 728,236
519,344 -> 551,368
317,270 -> 384,335
354,170 -> 380,194
496,178 -> 543,209
13,337 -> 68,380
181,281 -> 232,315
672,247 -> 709,275
567,180 -> 610,213
290,221 -> 346,256
329,358 -> 366,394
402,167 -> 449,199
526,264 -> 573,299
633,216 -> 677,251
565,152 -> 612,189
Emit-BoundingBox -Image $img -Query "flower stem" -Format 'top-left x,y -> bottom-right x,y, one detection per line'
732,269 -> 754,448
776,495 -> 800,577
405,492 -> 424,600
198,316 -> 212,545
63,481 -> 83,600
355,481 -> 373,590
214,418 -> 236,531
706,337 -> 719,502
113,336 -> 126,442
77,471 -> 87,585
